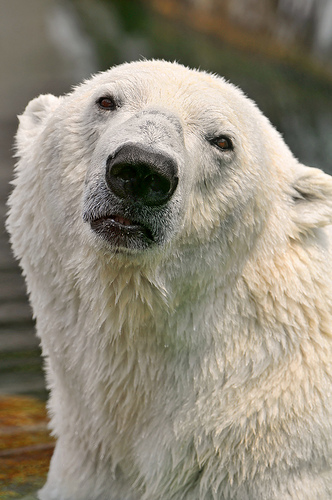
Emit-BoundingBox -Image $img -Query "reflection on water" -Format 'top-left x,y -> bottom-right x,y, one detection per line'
0,396 -> 54,499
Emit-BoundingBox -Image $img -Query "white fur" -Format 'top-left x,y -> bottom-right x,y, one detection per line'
7,60 -> 332,499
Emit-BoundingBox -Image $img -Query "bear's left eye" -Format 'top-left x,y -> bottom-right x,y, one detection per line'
97,96 -> 117,111
211,136 -> 234,151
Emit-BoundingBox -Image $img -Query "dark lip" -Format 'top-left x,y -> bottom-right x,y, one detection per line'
89,214 -> 154,249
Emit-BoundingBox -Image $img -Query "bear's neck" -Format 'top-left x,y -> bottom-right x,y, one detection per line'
67,230 -> 331,387
47,236 -> 332,467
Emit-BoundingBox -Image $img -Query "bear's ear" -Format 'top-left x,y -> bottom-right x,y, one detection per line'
16,94 -> 62,155
291,164 -> 332,230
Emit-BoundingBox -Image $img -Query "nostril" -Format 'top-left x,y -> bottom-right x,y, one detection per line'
146,174 -> 171,196
112,164 -> 137,182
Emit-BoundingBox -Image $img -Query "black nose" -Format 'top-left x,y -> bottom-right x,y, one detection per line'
106,144 -> 179,207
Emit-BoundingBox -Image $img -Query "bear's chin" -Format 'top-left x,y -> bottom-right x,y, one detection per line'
90,215 -> 155,251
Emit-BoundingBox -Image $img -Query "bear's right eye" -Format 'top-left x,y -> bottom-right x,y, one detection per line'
211,136 -> 234,152
97,96 -> 117,111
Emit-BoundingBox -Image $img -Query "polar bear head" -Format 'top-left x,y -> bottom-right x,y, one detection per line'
10,60 -> 332,278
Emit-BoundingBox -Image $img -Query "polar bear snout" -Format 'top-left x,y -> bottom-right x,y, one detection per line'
105,144 -> 179,207
82,139 -> 182,251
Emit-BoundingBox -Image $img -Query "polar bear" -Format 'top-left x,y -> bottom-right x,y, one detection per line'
7,60 -> 332,500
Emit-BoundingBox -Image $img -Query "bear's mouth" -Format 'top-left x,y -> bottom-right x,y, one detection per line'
89,214 -> 154,249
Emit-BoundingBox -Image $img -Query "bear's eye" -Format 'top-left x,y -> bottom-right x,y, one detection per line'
97,96 -> 117,111
212,136 -> 233,151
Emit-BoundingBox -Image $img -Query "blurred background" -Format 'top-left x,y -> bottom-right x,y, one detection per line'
0,0 -> 332,497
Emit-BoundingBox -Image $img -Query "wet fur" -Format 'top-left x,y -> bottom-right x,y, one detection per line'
7,60 -> 332,499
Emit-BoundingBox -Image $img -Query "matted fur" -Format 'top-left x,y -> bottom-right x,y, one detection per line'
7,60 -> 332,499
